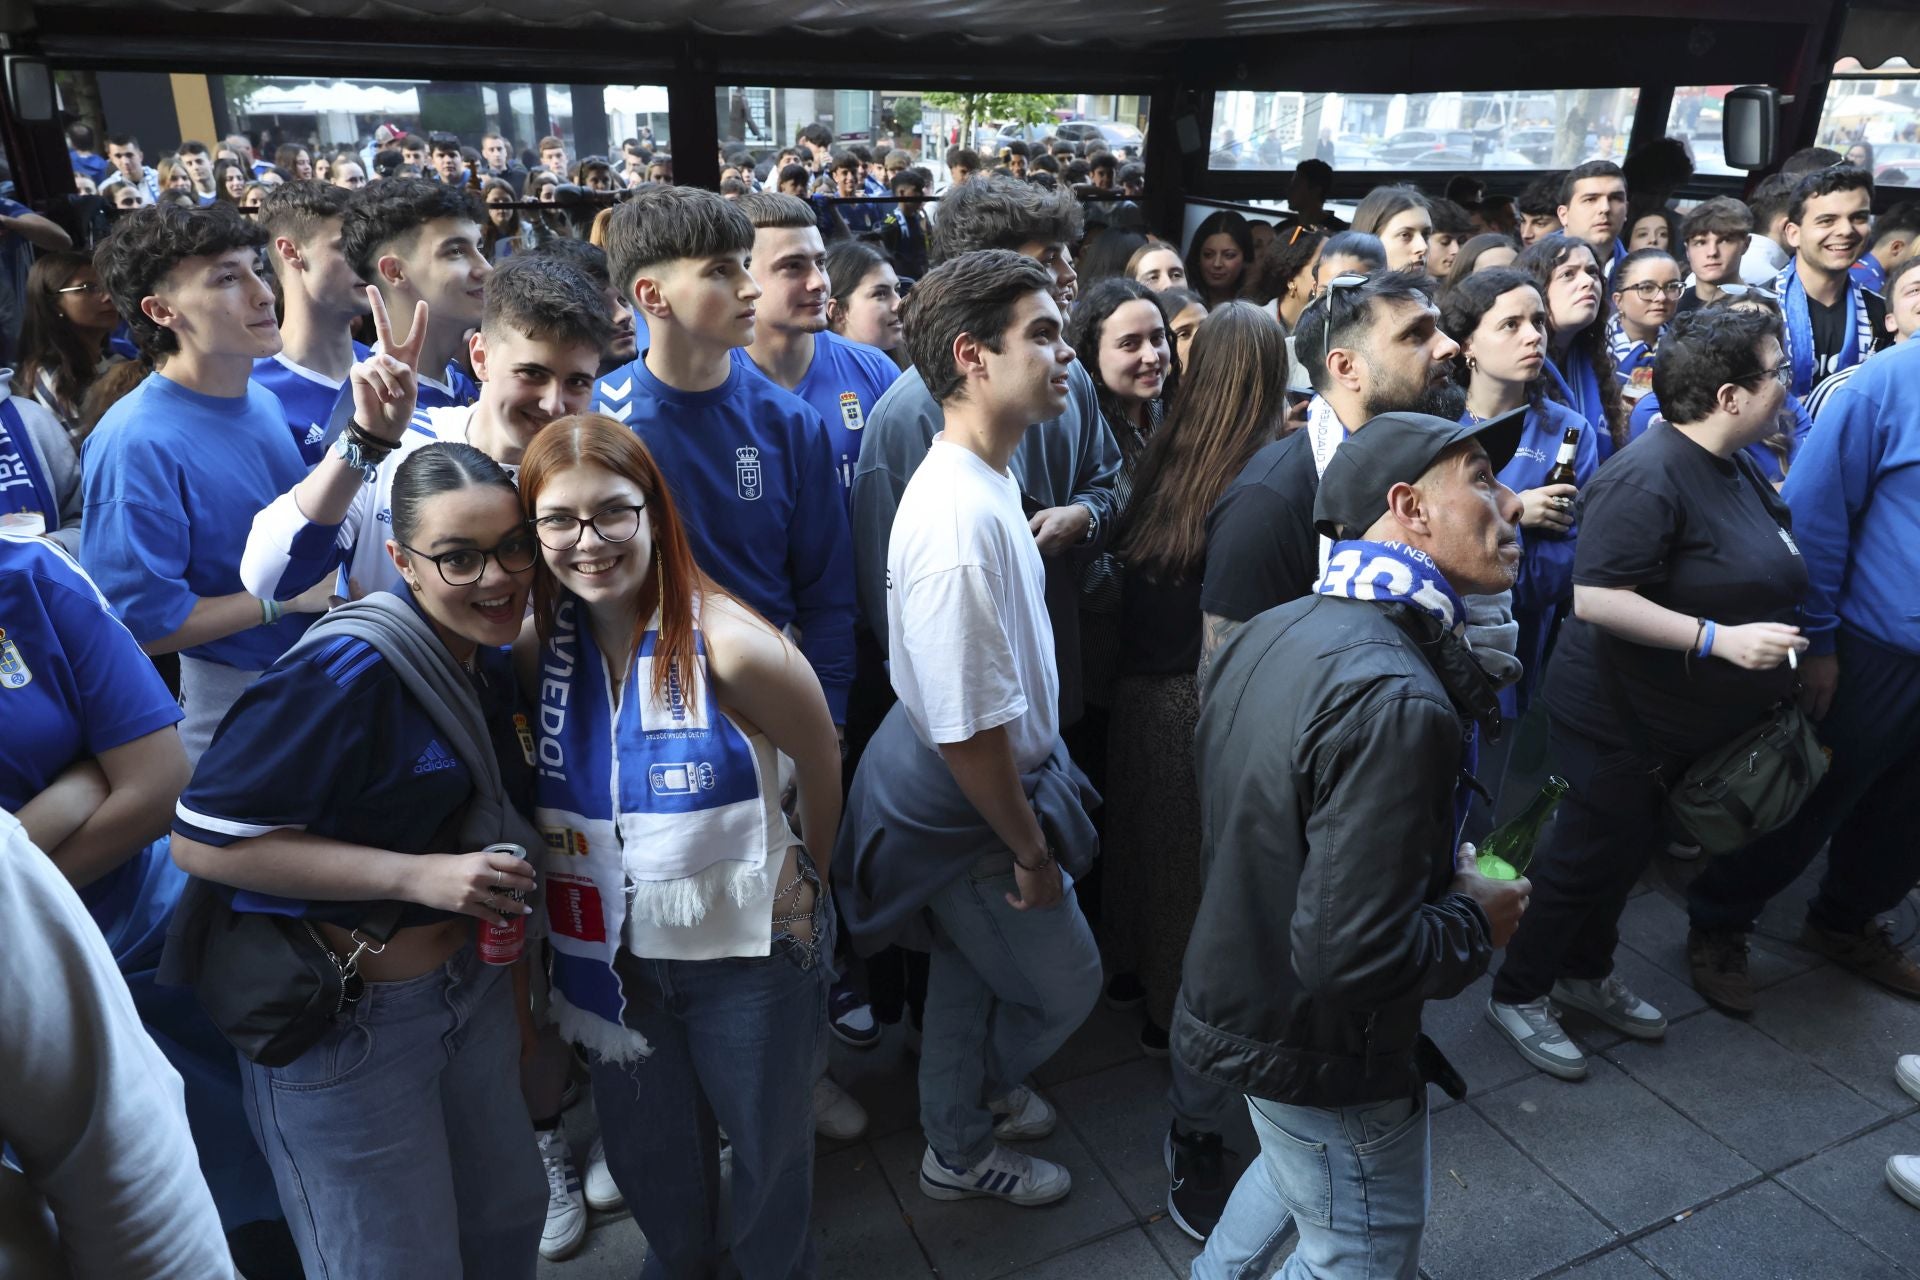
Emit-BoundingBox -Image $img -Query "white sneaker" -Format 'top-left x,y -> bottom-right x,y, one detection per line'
987,1084 -> 1056,1141
1487,997 -> 1589,1080
1666,838 -> 1702,861
1552,974 -> 1668,1040
813,1074 -> 869,1141
1887,1154 -> 1920,1210
918,1143 -> 1071,1206
536,1129 -> 587,1260
583,1135 -> 623,1212
1896,1054 -> 1920,1105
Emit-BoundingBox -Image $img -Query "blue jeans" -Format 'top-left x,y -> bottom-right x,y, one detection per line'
241,945 -> 546,1280
589,927 -> 829,1279
1193,1093 -> 1429,1280
920,852 -> 1102,1166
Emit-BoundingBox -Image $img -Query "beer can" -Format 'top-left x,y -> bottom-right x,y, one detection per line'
478,842 -> 529,966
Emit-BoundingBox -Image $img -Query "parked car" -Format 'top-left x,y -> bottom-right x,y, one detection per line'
1507,127 -> 1557,165
1057,119 -> 1145,154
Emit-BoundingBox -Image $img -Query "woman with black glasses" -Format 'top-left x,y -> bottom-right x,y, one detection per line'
13,250 -> 125,450
170,442 -> 550,1277
518,414 -> 841,1279
1485,307 -> 1809,1082
1607,248 -> 1684,407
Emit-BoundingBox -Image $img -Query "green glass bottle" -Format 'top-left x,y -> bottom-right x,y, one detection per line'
1475,776 -> 1569,880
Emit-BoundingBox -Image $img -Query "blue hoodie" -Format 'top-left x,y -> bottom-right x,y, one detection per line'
1477,397 -> 1597,714
1782,338 -> 1920,657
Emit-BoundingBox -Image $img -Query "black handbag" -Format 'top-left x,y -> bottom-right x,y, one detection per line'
162,876 -> 404,1068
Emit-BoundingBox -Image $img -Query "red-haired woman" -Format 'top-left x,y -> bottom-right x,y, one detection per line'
515,414 -> 841,1279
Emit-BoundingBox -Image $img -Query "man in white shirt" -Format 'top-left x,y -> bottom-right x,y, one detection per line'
853,247 -> 1102,1210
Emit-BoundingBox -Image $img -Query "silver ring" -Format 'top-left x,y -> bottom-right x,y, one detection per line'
483,893 -> 499,913
493,868 -> 503,888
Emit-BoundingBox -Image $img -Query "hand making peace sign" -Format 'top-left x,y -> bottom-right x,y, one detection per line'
348,285 -> 429,443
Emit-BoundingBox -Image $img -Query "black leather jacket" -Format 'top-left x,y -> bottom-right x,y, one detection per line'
1172,593 -> 1499,1108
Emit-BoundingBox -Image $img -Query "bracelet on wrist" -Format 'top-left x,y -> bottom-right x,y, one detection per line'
258,596 -> 282,626
1013,843 -> 1057,874
334,424 -> 394,481
1697,620 -> 1717,659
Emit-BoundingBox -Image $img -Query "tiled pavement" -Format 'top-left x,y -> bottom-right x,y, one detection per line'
540,856 -> 1920,1279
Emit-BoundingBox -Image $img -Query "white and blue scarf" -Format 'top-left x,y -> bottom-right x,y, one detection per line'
0,400 -> 55,534
534,597 -> 776,1061
1604,312 -> 1659,387
1314,539 -> 1467,636
1776,258 -> 1875,397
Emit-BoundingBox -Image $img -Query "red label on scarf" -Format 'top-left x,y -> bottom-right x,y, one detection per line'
546,873 -> 606,943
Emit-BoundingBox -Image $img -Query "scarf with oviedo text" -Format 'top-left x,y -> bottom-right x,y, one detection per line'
1314,539 -> 1467,636
533,596 -> 779,1063
0,400 -> 55,535
1775,258 -> 1875,398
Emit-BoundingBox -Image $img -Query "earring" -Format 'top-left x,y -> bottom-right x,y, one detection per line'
1466,355 -> 1478,372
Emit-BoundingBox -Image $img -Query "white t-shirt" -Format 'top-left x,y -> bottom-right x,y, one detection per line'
887,437 -> 1058,772
0,810 -> 230,1279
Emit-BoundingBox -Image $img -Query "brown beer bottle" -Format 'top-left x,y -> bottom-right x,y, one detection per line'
1545,424 -> 1580,487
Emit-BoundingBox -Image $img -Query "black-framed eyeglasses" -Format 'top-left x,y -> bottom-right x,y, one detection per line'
56,281 -> 105,295
1620,280 -> 1686,301
533,502 -> 647,550
1730,361 -> 1792,390
400,528 -> 539,585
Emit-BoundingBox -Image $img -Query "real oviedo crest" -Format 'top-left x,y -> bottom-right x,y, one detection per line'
0,626 -> 30,689
735,446 -> 763,501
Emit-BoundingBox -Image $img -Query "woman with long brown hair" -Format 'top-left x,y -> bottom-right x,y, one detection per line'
1517,232 -> 1631,459
13,249 -> 124,448
515,413 -> 840,1279
1103,300 -> 1291,1239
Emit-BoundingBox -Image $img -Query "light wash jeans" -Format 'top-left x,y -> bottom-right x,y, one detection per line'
1192,1092 -> 1430,1280
241,945 -> 546,1280
920,852 -> 1103,1166
589,917 -> 830,1279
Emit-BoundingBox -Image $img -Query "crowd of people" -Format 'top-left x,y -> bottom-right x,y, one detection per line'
6,104 -> 1920,1280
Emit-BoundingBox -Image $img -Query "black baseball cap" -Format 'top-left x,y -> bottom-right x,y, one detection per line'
1312,408 -> 1526,541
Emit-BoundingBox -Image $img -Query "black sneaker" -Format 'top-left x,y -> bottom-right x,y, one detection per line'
1139,1020 -> 1170,1059
1104,972 -> 1146,1011
828,978 -> 882,1048
1165,1124 -> 1231,1242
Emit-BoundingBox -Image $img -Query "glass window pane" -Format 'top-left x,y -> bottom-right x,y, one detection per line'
60,70 -> 667,191
1817,60 -> 1920,188
1209,88 -> 1640,172
715,87 -> 1146,188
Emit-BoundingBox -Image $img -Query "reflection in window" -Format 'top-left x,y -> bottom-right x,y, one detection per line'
59,70 -> 668,186
1667,87 -> 1740,177
1818,59 -> 1919,188
714,87 -> 1146,187
1208,88 -> 1641,172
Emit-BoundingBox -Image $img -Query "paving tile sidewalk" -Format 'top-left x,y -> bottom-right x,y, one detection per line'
541,863 -> 1920,1279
